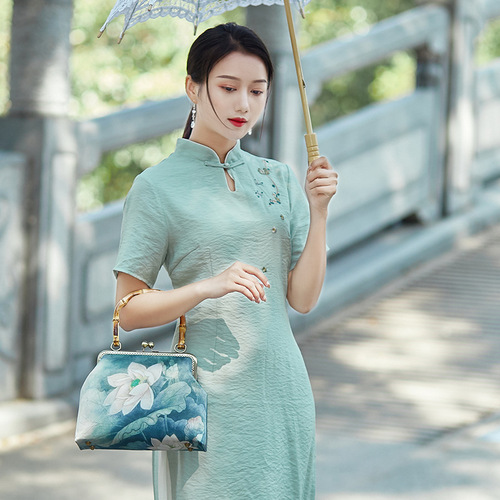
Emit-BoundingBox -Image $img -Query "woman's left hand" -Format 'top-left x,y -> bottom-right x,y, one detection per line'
305,156 -> 338,214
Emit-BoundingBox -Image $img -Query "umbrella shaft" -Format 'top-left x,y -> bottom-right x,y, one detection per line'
283,0 -> 320,164
283,0 -> 312,135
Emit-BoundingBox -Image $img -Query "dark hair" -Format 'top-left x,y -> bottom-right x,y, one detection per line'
182,23 -> 274,139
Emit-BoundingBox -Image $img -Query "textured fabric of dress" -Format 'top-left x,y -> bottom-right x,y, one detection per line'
113,138 -> 316,500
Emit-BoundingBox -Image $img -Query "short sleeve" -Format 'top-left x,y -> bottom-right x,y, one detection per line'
286,165 -> 310,270
113,174 -> 169,288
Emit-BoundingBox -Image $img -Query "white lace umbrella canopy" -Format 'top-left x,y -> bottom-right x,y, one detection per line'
99,0 -> 320,163
99,0 -> 310,40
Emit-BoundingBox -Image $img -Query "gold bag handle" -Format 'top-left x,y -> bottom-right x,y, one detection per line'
112,289 -> 187,352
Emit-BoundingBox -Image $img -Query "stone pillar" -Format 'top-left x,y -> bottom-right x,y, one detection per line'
245,6 -> 304,171
444,0 -> 483,214
0,153 -> 26,402
9,0 -> 72,116
414,8 -> 451,222
0,0 -> 76,399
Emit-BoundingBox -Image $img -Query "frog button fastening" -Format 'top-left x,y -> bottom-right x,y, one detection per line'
280,214 -> 285,220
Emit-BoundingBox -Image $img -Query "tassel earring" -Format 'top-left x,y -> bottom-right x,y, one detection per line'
191,105 -> 197,129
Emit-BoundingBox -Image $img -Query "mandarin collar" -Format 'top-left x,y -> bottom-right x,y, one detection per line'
175,138 -> 245,169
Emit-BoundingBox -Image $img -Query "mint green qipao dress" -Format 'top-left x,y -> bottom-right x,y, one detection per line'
114,139 -> 316,499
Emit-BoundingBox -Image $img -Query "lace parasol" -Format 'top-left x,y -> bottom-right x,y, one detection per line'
99,0 -> 309,40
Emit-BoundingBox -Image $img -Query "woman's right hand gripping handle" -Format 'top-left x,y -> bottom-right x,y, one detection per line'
115,262 -> 270,331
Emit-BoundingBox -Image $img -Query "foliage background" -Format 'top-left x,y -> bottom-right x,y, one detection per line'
0,0 -> 499,210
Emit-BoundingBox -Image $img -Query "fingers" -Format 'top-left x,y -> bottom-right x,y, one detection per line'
307,164 -> 337,181
242,263 -> 270,289
228,261 -> 270,303
308,175 -> 338,194
306,156 -> 338,201
307,164 -> 337,184
237,276 -> 266,303
307,170 -> 338,193
307,171 -> 338,185
309,156 -> 332,171
233,283 -> 261,303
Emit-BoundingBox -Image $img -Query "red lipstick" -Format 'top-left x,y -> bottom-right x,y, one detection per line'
228,118 -> 247,127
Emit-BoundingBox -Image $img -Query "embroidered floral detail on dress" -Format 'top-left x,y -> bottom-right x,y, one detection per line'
268,184 -> 281,206
253,178 -> 264,199
257,160 -> 281,206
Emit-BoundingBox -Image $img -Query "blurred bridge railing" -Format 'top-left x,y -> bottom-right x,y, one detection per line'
298,5 -> 449,253
67,1 -> 500,392
476,61 -> 500,184
474,0 -> 500,187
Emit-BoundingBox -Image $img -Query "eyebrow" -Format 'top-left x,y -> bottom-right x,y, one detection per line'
216,75 -> 268,84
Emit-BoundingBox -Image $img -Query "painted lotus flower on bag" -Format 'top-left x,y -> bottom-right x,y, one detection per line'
150,433 -> 191,450
75,354 -> 207,451
149,416 -> 205,450
104,362 -> 162,415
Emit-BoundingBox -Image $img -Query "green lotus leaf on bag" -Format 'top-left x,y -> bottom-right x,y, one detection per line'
111,381 -> 192,444
154,380 -> 192,410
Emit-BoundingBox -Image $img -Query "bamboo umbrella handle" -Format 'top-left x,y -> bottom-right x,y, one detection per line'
283,0 -> 320,165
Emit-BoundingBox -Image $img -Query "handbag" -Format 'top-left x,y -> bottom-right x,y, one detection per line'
75,288 -> 207,452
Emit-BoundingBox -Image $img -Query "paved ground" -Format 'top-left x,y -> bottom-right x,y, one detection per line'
307,222 -> 500,499
1,223 -> 500,499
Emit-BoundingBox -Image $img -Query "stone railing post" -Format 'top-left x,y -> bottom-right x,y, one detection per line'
444,0 -> 483,214
0,152 -> 26,402
245,6 -> 304,171
0,0 -> 76,399
414,11 -> 451,221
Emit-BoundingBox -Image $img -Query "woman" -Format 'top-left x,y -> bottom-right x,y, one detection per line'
114,23 -> 338,500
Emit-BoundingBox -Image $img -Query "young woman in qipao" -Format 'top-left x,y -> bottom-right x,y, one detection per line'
114,22 -> 338,500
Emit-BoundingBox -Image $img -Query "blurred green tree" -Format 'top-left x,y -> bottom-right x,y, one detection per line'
476,17 -> 500,66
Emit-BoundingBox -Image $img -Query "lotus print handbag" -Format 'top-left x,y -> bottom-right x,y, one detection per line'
75,289 -> 207,452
